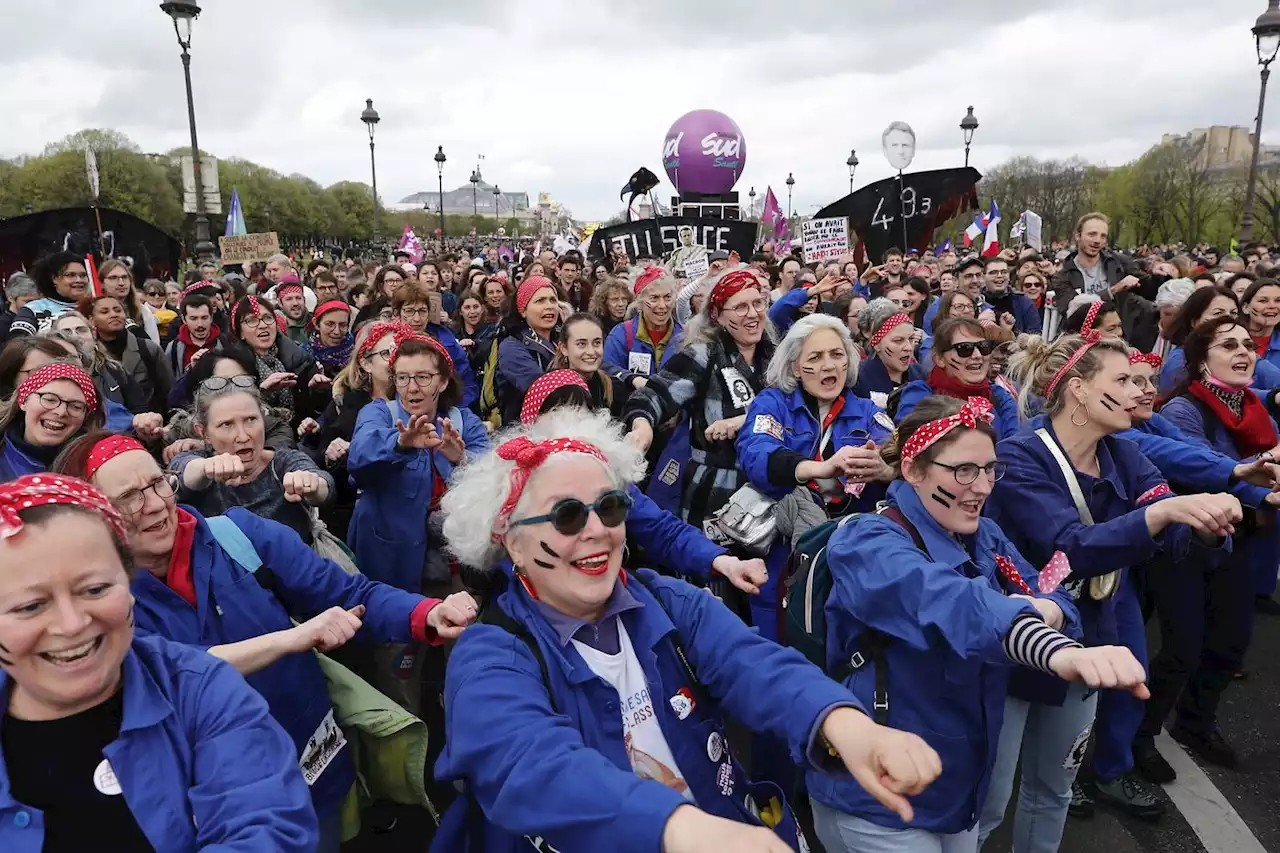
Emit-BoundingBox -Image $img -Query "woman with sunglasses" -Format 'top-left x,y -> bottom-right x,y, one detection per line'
230,296 -> 328,432
0,362 -> 104,482
168,381 -> 333,545
852,299 -> 926,408
895,318 -> 1020,441
624,267 -> 775,528
349,333 -> 488,596
432,407 -> 942,853
1159,286 -> 1280,394
810,395 -> 1144,853
918,291 -> 977,368
0,473 -> 320,851
980,333 -> 1238,850
54,435 -> 476,853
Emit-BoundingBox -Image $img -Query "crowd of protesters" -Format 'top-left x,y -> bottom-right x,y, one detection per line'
0,214 -> 1273,852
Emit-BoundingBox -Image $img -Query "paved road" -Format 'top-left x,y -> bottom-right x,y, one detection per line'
985,607 -> 1280,853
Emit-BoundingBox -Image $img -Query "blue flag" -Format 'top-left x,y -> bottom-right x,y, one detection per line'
225,189 -> 247,237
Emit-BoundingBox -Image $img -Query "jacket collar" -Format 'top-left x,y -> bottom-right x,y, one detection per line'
1028,415 -> 1129,502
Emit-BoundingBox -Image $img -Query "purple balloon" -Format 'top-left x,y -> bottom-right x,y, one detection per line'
661,109 -> 747,195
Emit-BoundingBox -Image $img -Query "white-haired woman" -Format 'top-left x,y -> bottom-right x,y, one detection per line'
623,267 -> 774,526
431,407 -> 943,853
604,266 -> 682,386
737,314 -> 895,637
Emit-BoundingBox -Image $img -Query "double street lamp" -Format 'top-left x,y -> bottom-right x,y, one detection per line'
961,106 -> 979,168
1240,0 -> 1280,241
160,0 -> 214,262
360,98 -> 380,244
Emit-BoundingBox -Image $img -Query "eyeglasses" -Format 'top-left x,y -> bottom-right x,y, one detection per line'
510,489 -> 632,537
944,340 -> 998,358
110,473 -> 178,515
1213,338 -> 1259,354
57,271 -> 89,280
30,391 -> 88,417
103,273 -> 131,283
241,314 -> 273,329
725,299 -> 766,318
200,374 -> 257,392
890,299 -> 913,309
401,306 -> 431,318
959,272 -> 984,281
394,372 -> 441,387
383,276 -> 404,285
930,460 -> 1007,485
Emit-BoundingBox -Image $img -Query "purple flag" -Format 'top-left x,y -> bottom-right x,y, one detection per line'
396,224 -> 425,262
761,187 -> 782,235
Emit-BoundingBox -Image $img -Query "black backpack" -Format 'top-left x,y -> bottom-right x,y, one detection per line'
780,504 -> 926,724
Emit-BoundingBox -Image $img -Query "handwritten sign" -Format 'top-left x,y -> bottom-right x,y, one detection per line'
801,217 -> 849,263
218,232 -> 280,264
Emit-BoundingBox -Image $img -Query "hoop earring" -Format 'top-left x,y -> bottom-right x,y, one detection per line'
1069,402 -> 1090,427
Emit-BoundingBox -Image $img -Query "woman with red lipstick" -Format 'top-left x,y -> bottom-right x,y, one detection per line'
432,407 -> 943,853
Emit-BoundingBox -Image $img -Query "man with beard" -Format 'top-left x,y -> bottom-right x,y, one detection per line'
164,294 -> 222,377
277,275 -> 313,344
1047,212 -> 1149,341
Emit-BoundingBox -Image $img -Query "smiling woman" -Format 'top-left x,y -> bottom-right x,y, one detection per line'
0,473 -> 319,851
0,362 -> 104,482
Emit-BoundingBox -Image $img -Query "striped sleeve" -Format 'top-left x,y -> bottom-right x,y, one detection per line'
1002,613 -> 1081,674
623,344 -> 708,428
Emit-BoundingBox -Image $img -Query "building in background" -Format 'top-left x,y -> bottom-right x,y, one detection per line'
1160,126 -> 1280,171
395,181 -> 533,223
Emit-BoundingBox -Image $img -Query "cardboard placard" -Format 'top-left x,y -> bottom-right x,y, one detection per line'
1025,211 -> 1043,251
218,232 -> 280,264
801,217 -> 849,263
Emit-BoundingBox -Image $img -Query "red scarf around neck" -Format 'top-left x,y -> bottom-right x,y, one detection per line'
178,322 -> 220,368
928,365 -> 993,402
1187,380 -> 1278,456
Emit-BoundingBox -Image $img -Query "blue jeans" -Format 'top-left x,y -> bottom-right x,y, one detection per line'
811,798 -> 978,853
978,684 -> 1098,853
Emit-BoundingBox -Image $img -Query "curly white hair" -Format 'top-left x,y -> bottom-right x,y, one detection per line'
441,407 -> 648,571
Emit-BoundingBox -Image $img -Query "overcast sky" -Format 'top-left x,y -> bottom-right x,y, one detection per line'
1,0 -> 1274,220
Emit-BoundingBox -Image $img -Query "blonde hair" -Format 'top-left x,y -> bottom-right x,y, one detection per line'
1007,333 -> 1130,418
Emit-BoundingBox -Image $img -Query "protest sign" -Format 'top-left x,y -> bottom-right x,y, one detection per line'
801,217 -> 849,263
1025,211 -> 1043,250
587,217 -> 754,264
218,232 -> 280,264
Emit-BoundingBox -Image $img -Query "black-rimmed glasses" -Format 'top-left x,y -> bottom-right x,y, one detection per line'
931,460 -> 1006,485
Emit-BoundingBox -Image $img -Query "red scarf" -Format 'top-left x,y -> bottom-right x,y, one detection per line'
928,365 -> 993,402
1187,380 -> 1278,456
164,508 -> 200,607
177,322 -> 220,368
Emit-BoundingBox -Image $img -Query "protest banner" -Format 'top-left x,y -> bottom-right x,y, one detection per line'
587,217 -> 754,264
218,232 -> 280,264
801,217 -> 850,263
1025,211 -> 1043,250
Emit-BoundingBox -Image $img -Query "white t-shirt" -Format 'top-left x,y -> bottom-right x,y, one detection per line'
572,622 -> 694,800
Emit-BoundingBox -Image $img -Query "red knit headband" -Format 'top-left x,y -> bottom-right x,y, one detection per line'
901,396 -> 994,462
492,436 -> 608,541
517,276 -> 557,314
0,473 -> 126,544
707,270 -> 760,319
17,363 -> 98,415
86,435 -> 147,480
310,300 -> 350,331
520,370 -> 590,425
870,313 -> 913,348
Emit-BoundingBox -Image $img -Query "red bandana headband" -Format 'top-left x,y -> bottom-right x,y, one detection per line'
520,370 -> 590,425
492,436 -> 608,541
182,281 -> 217,298
1079,301 -> 1103,335
16,363 -> 98,415
277,282 -> 304,299
901,396 -> 994,462
309,300 -> 350,330
356,321 -> 414,363
516,276 -> 557,314
634,265 -> 666,296
707,270 -> 760,320
230,294 -> 262,332
0,473 -> 127,544
1130,351 -> 1163,370
390,333 -> 453,371
870,313 -> 913,348
86,435 -> 147,480
1042,331 -> 1103,400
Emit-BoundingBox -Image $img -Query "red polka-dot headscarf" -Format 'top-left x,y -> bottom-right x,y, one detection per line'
16,363 -> 98,415
901,396 -> 994,462
707,269 -> 763,321
389,333 -> 453,372
356,321 -> 414,363
1130,351 -> 1162,370
870,313 -> 913,348
85,435 -> 147,480
0,473 -> 127,544
492,436 -> 608,541
516,276 -> 557,314
520,370 -> 590,425
1043,331 -> 1104,401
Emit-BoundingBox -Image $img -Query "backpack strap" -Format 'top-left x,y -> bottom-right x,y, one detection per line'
624,318 -> 636,352
478,603 -> 558,715
205,515 -> 263,574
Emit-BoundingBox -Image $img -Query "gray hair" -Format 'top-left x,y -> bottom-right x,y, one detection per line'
42,331 -> 94,372
266,254 -> 293,269
194,382 -> 265,429
1156,277 -> 1195,309
681,264 -> 777,347
441,407 -> 647,571
4,272 -> 36,301
858,297 -> 905,341
765,314 -> 859,392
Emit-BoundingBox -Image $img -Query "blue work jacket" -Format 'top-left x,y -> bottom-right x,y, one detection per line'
850,356 -> 926,407
130,506 -> 429,819
895,380 -> 1021,442
625,483 -> 726,578
810,480 -> 1078,834
348,398 -> 490,593
0,634 -> 317,852
603,317 -> 683,378
1119,414 -> 1272,508
737,386 -> 893,513
434,568 -> 861,853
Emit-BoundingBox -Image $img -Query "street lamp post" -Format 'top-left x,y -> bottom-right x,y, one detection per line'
846,149 -> 859,194
961,106 -> 979,168
748,186 -> 756,220
434,146 -> 447,240
360,98 -> 380,244
785,173 -> 795,221
493,186 -> 501,231
469,167 -> 480,220
160,1 -> 214,263
1241,0 -> 1280,242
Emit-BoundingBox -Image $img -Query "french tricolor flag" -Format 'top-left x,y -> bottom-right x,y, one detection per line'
963,210 -> 988,247
981,201 -> 1002,257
